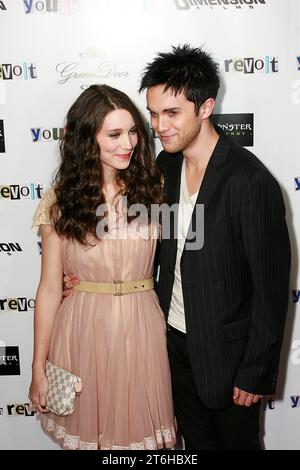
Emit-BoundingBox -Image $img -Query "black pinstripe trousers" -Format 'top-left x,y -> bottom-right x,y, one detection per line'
167,325 -> 262,450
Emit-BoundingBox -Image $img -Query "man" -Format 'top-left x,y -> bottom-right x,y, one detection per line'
65,45 -> 291,449
138,44 -> 291,450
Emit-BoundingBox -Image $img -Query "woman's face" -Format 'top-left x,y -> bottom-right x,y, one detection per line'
96,108 -> 138,173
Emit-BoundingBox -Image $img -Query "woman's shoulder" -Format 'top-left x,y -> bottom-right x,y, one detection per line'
32,187 -> 57,229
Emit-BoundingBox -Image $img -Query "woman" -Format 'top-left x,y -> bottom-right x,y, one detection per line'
29,84 -> 176,450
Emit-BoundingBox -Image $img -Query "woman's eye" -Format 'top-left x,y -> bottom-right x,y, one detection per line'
109,134 -> 120,138
130,128 -> 137,134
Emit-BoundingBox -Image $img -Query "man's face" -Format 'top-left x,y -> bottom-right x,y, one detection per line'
146,84 -> 202,153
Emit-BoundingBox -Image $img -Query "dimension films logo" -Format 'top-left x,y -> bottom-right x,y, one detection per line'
0,183 -> 43,200
212,113 -> 253,147
0,297 -> 35,312
0,242 -> 23,256
174,0 -> 267,10
295,177 -> 300,191
0,120 -> 5,153
31,127 -> 64,142
23,0 -> 80,14
0,346 -> 20,375
297,56 -> 300,71
0,1 -> 6,11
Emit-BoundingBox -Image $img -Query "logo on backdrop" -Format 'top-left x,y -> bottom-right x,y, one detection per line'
218,56 -> 278,74
262,396 -> 275,410
0,62 -> 37,80
173,0 -> 267,11
0,1 -> 6,11
212,113 -> 253,147
146,121 -> 157,140
293,290 -> 300,303
291,340 -> 300,365
0,120 -> 5,153
6,403 -> 36,416
291,81 -> 300,105
0,297 -> 35,312
295,177 -> 300,191
37,240 -> 42,255
297,56 -> 300,71
31,127 -> 64,142
56,48 -> 129,86
0,346 -> 20,375
0,183 -> 43,199
23,0 -> 80,14
0,242 -> 23,256
291,396 -> 300,408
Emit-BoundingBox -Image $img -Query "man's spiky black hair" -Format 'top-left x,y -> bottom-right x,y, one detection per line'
139,44 -> 220,114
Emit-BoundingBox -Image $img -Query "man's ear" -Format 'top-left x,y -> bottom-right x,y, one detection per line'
199,98 -> 215,120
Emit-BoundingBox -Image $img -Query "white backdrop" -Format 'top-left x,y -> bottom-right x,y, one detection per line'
0,0 -> 299,450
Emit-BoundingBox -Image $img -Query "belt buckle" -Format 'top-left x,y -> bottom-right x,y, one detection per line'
113,280 -> 123,296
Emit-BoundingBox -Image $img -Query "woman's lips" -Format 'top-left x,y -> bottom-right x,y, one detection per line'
115,153 -> 131,160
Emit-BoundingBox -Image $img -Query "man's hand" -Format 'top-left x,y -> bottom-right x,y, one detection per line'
233,386 -> 263,407
63,274 -> 80,297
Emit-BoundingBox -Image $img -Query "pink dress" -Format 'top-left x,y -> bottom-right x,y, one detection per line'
32,189 -> 176,450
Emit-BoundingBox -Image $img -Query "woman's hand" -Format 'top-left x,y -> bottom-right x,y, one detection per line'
28,368 -> 49,414
63,274 -> 80,297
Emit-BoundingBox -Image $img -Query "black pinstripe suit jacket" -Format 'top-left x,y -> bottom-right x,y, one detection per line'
155,134 -> 291,410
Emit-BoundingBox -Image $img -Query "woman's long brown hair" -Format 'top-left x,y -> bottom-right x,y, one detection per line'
50,84 -> 164,244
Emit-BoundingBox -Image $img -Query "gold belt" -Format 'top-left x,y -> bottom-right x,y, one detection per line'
74,278 -> 154,296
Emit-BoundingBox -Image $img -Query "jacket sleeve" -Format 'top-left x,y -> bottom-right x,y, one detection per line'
234,168 -> 291,394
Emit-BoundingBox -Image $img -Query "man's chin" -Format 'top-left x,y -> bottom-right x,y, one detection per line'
161,142 -> 182,154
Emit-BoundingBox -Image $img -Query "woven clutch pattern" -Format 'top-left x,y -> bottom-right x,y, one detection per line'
45,360 -> 82,416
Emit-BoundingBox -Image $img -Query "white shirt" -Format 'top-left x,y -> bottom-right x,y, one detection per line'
168,162 -> 199,333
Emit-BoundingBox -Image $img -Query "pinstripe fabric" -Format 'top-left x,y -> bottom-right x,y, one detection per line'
156,134 -> 291,410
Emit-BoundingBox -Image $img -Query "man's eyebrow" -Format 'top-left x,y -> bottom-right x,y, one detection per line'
146,107 -> 181,113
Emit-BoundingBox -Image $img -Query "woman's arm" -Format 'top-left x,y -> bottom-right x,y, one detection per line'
28,224 -> 63,413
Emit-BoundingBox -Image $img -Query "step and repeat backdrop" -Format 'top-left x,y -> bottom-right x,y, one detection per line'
0,0 -> 299,450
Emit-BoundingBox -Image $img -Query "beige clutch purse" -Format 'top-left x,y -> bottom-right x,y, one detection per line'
45,360 -> 82,416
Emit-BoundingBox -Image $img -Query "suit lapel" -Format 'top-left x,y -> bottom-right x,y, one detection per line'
166,153 -> 183,206
182,135 -> 231,254
162,154 -> 183,264
197,134 -> 230,212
